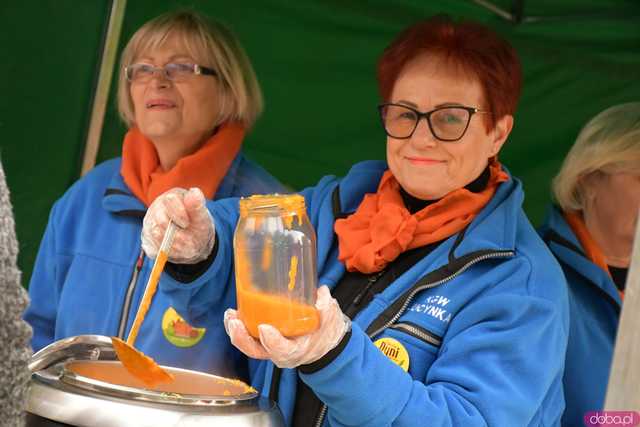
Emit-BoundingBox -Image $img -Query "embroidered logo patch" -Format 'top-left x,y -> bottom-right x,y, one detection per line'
162,307 -> 205,348
374,337 -> 410,372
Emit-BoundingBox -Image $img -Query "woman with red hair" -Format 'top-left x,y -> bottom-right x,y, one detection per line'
143,16 -> 569,426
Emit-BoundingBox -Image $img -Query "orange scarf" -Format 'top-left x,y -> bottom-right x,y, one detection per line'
564,212 -> 612,277
121,123 -> 244,206
563,212 -> 622,299
334,161 -> 509,274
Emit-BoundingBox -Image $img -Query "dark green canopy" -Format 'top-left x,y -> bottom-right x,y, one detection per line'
1,0 -> 639,284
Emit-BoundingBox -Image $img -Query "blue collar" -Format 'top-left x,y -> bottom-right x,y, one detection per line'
102,159 -> 145,216
541,205 -> 621,305
451,167 -> 522,256
214,152 -> 244,199
101,153 -> 247,215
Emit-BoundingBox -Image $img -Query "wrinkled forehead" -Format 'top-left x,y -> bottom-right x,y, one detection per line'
132,27 -> 211,65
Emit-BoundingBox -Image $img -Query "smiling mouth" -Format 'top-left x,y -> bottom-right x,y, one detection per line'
406,157 -> 444,165
145,101 -> 176,109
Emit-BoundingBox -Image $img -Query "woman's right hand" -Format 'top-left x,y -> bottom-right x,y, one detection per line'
141,187 -> 216,264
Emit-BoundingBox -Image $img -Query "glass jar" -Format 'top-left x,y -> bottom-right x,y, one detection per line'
234,194 -> 319,338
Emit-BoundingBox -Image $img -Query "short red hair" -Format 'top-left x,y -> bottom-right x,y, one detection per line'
377,15 -> 522,131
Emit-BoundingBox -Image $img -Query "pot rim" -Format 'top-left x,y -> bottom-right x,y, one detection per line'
55,360 -> 259,406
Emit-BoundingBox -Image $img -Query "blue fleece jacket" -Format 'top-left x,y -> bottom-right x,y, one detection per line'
539,206 -> 620,427
189,160 -> 570,426
25,153 -> 286,379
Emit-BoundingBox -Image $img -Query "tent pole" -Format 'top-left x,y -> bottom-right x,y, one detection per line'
605,209 -> 640,410
470,0 -> 513,21
470,0 -> 639,23
80,0 -> 127,176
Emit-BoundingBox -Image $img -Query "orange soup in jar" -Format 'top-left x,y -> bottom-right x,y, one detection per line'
234,194 -> 319,338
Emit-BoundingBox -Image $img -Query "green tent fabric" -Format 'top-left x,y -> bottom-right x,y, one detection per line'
1,0 -> 639,285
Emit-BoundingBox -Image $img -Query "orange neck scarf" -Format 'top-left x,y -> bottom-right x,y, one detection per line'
334,161 -> 509,274
121,123 -> 244,207
563,211 -> 612,277
563,212 -> 622,299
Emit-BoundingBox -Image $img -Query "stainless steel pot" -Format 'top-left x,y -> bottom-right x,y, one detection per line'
26,335 -> 285,427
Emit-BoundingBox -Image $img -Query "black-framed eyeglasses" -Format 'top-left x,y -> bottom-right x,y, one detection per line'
125,63 -> 217,83
378,103 -> 492,142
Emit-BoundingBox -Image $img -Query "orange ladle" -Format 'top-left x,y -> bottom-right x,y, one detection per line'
112,220 -> 177,388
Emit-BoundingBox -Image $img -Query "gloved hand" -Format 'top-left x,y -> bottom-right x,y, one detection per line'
141,187 -> 215,264
224,286 -> 351,369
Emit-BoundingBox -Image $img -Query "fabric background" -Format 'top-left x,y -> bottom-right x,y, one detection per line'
1,0 -> 639,285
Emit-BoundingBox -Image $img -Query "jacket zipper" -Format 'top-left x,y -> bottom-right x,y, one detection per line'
388,322 -> 442,348
117,249 -> 144,339
353,269 -> 386,306
313,250 -> 514,427
315,405 -> 328,427
312,270 -> 386,425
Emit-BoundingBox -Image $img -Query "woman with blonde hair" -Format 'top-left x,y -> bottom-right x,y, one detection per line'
539,102 -> 640,426
25,10 -> 285,378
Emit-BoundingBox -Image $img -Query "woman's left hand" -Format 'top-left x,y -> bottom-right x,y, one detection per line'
224,286 -> 351,369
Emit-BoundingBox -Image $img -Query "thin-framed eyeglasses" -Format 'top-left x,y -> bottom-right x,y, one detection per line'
125,63 -> 217,83
378,103 -> 492,142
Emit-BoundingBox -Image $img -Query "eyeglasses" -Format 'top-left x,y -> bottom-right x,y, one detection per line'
125,63 -> 217,83
378,103 -> 491,142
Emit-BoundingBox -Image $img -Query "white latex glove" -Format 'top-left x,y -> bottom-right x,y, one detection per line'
224,286 -> 351,369
141,187 -> 215,264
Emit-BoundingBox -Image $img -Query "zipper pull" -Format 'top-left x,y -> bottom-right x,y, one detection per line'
135,249 -> 144,272
353,270 -> 385,306
136,249 -> 144,271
